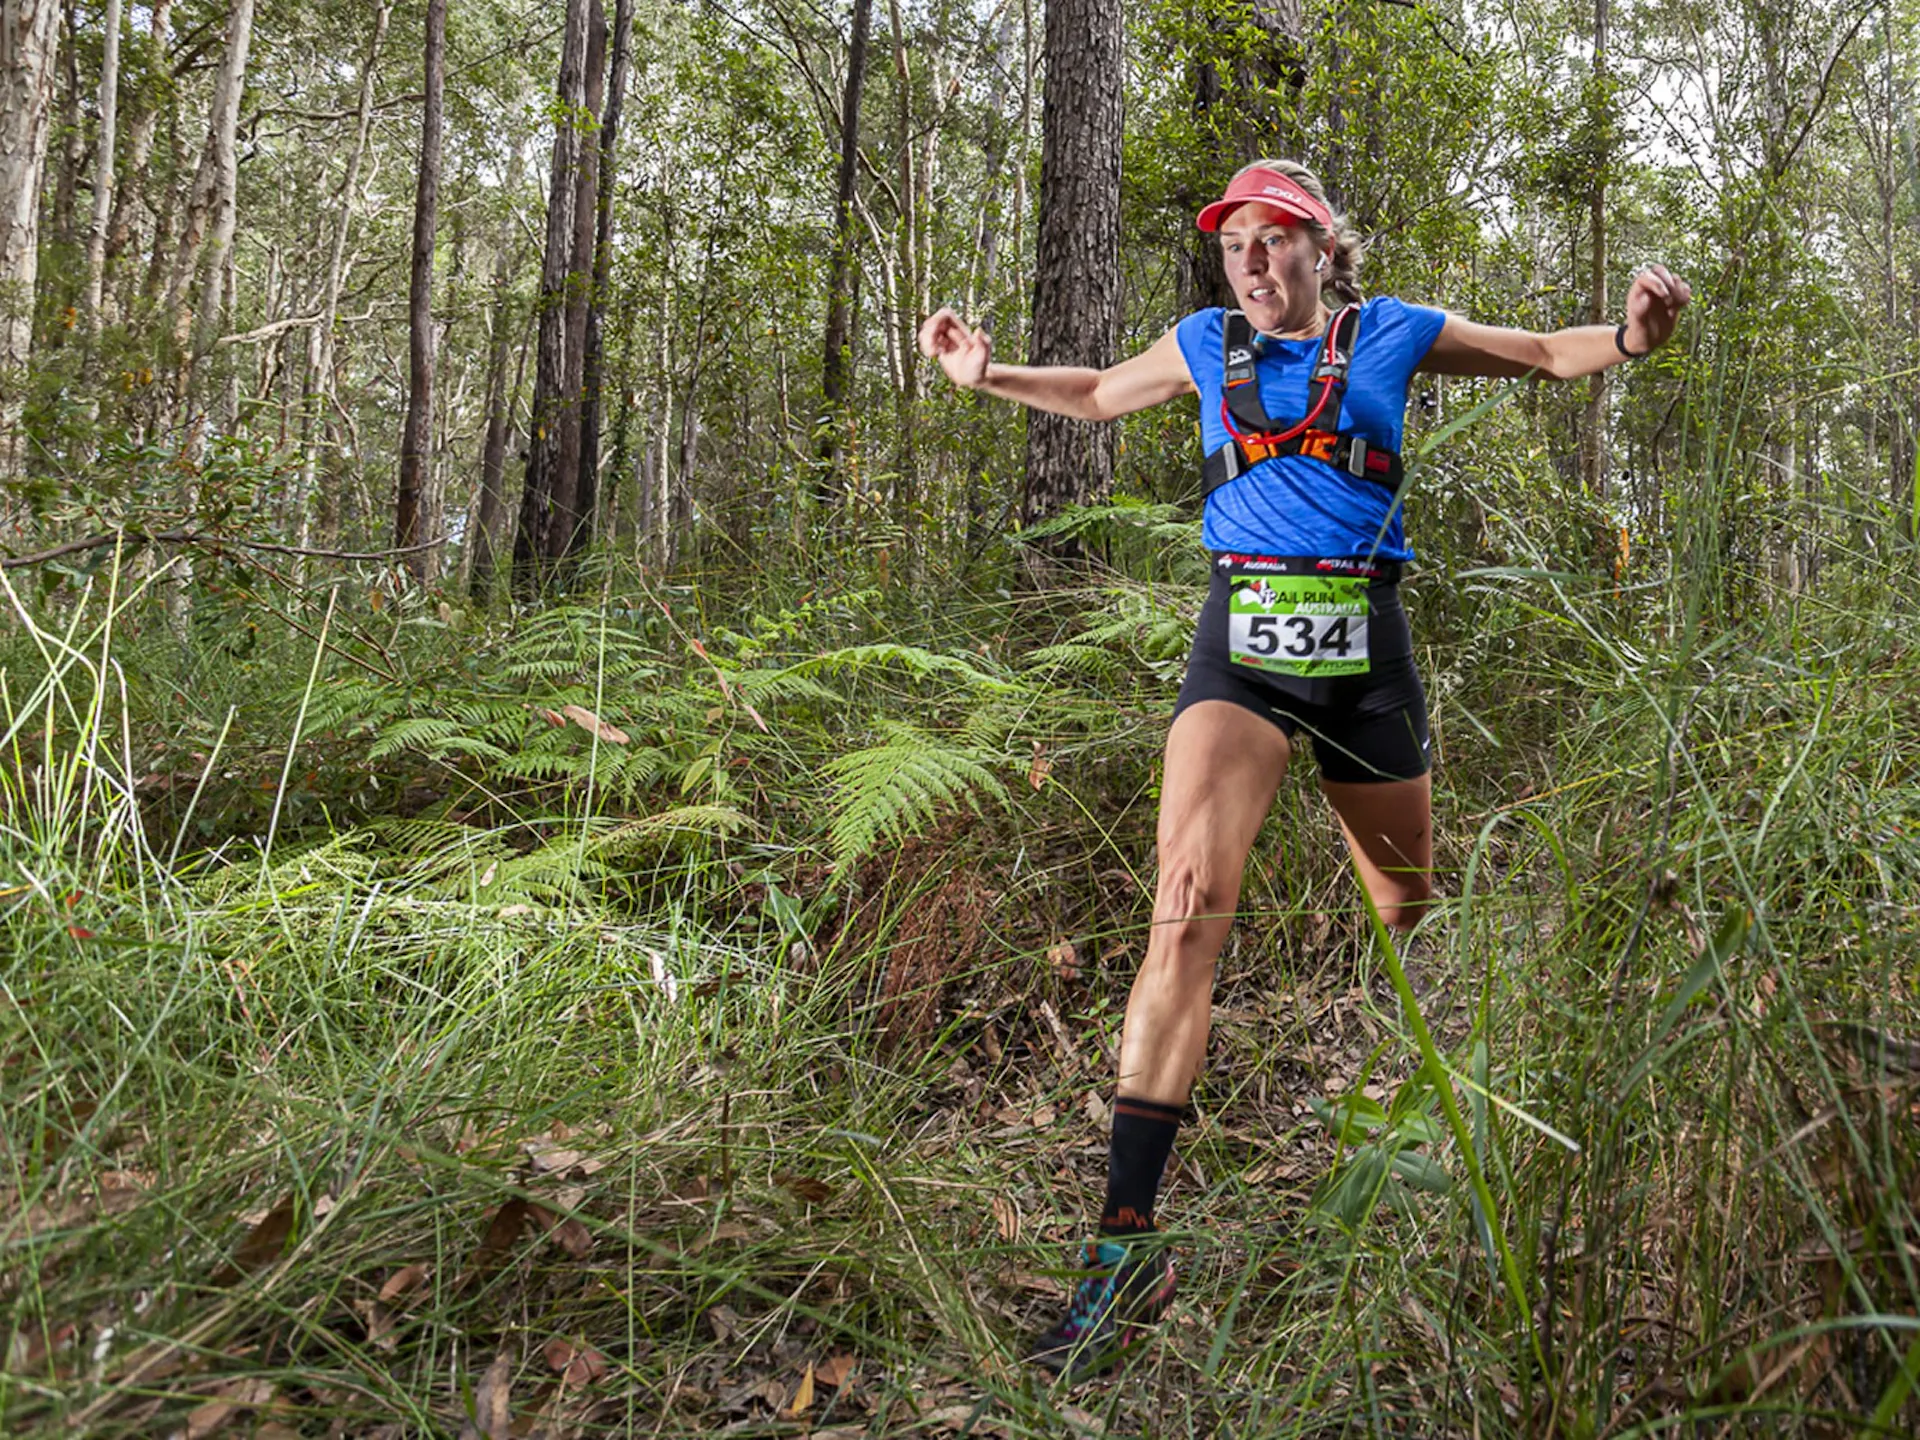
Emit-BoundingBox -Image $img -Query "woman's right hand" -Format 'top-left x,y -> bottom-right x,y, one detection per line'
918,307 -> 991,390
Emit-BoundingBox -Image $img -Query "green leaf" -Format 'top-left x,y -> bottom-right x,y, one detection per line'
1389,1150 -> 1454,1195
1652,906 -> 1751,1041
1309,1094 -> 1388,1142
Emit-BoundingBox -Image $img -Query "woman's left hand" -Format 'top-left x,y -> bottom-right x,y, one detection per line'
1622,263 -> 1692,355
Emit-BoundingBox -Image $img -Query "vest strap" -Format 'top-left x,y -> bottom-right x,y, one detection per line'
1204,303 -> 1405,501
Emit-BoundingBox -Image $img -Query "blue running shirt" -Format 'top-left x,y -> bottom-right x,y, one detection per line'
1176,297 -> 1446,562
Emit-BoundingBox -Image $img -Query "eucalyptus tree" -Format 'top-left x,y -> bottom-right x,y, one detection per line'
396,0 -> 447,578
83,0 -> 124,331
0,0 -> 62,478
1021,0 -> 1123,561
514,0 -> 601,593
817,0 -> 874,492
162,0 -> 255,418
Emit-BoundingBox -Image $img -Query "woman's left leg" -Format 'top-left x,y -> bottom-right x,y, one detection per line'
1319,771 -> 1433,931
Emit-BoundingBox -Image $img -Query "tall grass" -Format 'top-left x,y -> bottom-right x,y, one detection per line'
2,458 -> 1917,1437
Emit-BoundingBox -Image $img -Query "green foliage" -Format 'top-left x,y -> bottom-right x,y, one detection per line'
821,721 -> 1011,867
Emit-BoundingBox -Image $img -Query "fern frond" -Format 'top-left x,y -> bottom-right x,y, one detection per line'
368,717 -> 499,761
1024,641 -> 1129,681
774,643 -> 1016,694
589,805 -> 752,858
1018,499 -> 1199,548
731,668 -> 842,708
823,724 -> 1010,867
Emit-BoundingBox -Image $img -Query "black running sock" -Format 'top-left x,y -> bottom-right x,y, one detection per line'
1099,1095 -> 1185,1237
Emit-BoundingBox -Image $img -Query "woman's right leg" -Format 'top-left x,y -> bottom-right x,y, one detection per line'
1117,698 -> 1292,1103
1030,698 -> 1289,1379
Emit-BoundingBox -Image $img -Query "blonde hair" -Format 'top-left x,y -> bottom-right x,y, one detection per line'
1234,159 -> 1366,305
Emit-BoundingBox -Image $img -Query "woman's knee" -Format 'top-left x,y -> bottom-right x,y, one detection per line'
1148,853 -> 1239,955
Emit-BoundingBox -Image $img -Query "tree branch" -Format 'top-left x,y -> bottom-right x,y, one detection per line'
2,529 -> 450,571
1772,8 -> 1876,178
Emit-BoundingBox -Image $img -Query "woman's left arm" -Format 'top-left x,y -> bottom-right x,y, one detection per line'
1418,263 -> 1693,379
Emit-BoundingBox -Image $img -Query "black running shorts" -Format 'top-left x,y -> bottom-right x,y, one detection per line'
1172,553 -> 1432,784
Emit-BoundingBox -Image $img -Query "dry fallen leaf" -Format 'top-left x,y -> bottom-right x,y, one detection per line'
1028,741 -> 1052,791
991,1193 -> 1020,1243
465,1199 -> 532,1280
214,1194 -> 296,1283
543,1337 -> 608,1390
706,1304 -> 741,1342
1029,1106 -> 1057,1128
354,1298 -> 397,1352
8,1320 -> 76,1374
1046,939 -> 1079,981
185,1378 -> 275,1439
533,1204 -> 594,1259
777,1173 -> 833,1204
685,1219 -> 753,1255
523,1140 -> 585,1175
378,1262 -> 431,1305
562,704 -> 631,746
457,1348 -> 515,1440
816,1352 -> 857,1390
786,1363 -> 815,1417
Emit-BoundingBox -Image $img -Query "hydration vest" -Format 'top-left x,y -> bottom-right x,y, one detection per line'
1199,303 -> 1406,501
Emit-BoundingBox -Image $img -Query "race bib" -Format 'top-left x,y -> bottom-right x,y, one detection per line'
1227,573 -> 1370,676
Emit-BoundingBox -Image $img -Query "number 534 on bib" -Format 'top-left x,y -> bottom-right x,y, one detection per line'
1227,574 -> 1371,678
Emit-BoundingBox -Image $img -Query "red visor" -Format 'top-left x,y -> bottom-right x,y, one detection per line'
1195,168 -> 1333,233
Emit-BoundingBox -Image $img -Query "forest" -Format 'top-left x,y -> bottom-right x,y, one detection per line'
2,0 -> 1918,1433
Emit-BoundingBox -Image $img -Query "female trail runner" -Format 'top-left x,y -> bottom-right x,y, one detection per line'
917,159 -> 1691,1382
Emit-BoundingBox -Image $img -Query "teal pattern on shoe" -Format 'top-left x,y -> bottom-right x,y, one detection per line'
1027,1240 -> 1177,1383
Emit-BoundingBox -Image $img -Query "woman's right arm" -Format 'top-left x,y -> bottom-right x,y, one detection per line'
917,309 -> 1196,421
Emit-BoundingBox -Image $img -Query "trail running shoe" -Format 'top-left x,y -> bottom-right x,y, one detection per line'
1027,1239 -> 1177,1383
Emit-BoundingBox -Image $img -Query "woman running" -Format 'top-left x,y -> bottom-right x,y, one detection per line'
917,158 -> 1691,1382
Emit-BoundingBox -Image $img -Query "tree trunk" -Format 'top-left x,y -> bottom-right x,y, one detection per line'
84,0 -> 123,328
1021,0 -> 1123,573
1580,0 -> 1609,502
103,0 -> 169,291
513,0 -> 593,596
163,0 -> 255,413
52,0 -> 82,252
545,0 -> 606,575
296,0 -> 388,559
396,0 -> 446,580
1178,58 -> 1228,316
471,140 -> 527,603
0,0 -> 63,477
884,0 -> 923,559
1895,0 -> 1920,541
576,0 -> 632,562
817,0 -> 873,496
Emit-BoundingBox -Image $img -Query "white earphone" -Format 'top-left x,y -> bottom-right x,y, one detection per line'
1314,253 -> 1329,273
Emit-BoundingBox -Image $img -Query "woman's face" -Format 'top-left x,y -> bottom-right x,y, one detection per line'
1217,202 -> 1325,332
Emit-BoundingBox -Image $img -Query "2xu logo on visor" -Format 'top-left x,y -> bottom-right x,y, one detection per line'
1227,573 -> 1371,677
